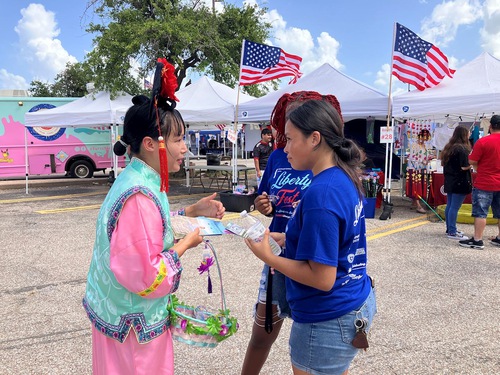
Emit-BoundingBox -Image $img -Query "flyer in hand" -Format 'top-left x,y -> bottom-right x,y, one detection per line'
170,216 -> 226,239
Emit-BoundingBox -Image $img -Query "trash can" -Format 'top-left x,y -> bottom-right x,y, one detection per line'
206,153 -> 221,166
219,191 -> 258,212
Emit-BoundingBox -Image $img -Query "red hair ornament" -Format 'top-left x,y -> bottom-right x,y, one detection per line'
152,58 -> 180,192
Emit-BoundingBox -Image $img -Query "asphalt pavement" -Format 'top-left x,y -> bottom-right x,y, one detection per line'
0,174 -> 499,374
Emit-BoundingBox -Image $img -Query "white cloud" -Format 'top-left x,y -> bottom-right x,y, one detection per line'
480,0 -> 500,57
0,69 -> 29,90
420,0 -> 482,46
245,2 -> 342,75
373,64 -> 407,96
14,3 -> 77,82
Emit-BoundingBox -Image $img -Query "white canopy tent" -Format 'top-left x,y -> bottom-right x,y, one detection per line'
175,76 -> 256,188
25,91 -> 133,127
238,63 -> 389,123
23,91 -> 133,193
393,52 -> 500,121
176,76 -> 255,129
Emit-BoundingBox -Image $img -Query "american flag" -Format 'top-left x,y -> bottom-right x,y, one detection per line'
144,78 -> 153,89
239,40 -> 303,86
392,23 -> 455,91
215,124 -> 226,130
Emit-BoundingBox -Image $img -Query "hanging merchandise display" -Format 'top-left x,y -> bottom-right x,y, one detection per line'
366,116 -> 375,144
405,119 -> 435,206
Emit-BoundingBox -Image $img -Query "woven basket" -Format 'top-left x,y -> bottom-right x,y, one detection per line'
167,242 -> 238,348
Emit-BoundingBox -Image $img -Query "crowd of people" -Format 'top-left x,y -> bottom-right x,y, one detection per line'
82,56 -> 498,375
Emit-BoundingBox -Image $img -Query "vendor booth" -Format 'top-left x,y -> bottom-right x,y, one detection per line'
392,52 -> 500,207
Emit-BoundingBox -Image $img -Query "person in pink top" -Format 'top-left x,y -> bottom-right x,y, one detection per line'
459,115 -> 500,249
83,58 -> 225,375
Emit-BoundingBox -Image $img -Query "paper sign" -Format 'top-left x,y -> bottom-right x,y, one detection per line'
380,127 -> 394,144
227,129 -> 237,144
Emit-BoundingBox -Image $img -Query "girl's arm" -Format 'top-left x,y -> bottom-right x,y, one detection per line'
245,230 -> 336,291
110,193 -> 198,299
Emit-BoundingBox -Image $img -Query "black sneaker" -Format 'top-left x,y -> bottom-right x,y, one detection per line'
459,238 -> 484,249
491,237 -> 500,247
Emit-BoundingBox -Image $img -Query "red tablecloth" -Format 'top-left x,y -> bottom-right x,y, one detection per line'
407,170 -> 473,207
430,173 -> 473,207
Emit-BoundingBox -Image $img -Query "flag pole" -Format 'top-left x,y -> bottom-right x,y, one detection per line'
232,39 -> 246,192
232,86 -> 242,191
383,22 -> 397,204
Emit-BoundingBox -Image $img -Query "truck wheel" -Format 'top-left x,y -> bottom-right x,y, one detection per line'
70,160 -> 94,178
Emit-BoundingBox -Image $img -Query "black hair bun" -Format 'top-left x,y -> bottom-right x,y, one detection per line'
113,140 -> 127,156
132,95 -> 149,106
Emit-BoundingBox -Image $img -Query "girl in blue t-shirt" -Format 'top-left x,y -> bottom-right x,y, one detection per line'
245,99 -> 376,375
242,92 -> 345,375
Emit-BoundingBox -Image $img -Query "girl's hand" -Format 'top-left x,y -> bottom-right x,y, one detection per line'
172,228 -> 203,257
255,192 -> 273,216
187,193 -> 225,219
181,227 -> 203,249
244,229 -> 274,263
270,232 -> 285,248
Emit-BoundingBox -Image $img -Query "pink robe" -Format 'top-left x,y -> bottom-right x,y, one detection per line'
92,193 -> 178,375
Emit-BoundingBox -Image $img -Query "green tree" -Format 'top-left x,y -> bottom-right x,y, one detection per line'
84,0 -> 272,97
51,62 -> 93,97
28,80 -> 53,97
28,62 -> 92,97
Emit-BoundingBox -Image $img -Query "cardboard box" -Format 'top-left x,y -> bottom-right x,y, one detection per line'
219,191 -> 258,212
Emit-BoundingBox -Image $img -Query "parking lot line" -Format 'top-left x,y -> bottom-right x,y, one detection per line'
367,220 -> 430,241
0,191 -> 106,204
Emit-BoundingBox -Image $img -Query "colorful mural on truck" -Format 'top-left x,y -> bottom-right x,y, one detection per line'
0,97 -> 125,178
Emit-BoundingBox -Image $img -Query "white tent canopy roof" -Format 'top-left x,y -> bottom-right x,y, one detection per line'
238,63 -> 389,123
176,76 -> 254,129
24,91 -> 133,127
392,52 -> 500,121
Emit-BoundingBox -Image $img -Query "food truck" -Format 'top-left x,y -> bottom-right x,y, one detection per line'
0,96 -> 123,178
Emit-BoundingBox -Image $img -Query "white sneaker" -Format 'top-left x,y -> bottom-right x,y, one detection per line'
446,230 -> 464,235
447,233 -> 469,240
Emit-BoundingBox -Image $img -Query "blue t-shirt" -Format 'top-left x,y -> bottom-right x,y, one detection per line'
258,148 -> 312,233
285,166 -> 371,323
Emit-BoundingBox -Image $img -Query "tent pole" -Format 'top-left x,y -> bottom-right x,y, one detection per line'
24,127 -> 29,194
387,117 -> 395,203
185,132 -> 191,188
382,22 -> 397,203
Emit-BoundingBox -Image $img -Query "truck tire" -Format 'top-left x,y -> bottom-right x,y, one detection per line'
70,160 -> 94,178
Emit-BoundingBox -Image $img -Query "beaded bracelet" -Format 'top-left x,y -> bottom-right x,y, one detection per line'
171,207 -> 186,216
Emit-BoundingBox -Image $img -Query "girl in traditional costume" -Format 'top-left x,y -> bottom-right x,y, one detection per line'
83,59 -> 225,374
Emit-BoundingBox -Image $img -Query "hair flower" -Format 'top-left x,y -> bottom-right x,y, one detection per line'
157,58 -> 179,102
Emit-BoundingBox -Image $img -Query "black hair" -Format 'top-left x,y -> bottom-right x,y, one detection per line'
418,129 -> 431,138
490,115 -> 500,130
286,100 -> 362,194
113,95 -> 185,156
440,125 -> 471,165
261,128 -> 272,136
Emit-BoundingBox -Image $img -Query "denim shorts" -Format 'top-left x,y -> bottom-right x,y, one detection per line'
256,264 -> 291,319
289,288 -> 377,375
471,188 -> 500,218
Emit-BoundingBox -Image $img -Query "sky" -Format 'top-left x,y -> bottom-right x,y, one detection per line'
1,0 -> 499,95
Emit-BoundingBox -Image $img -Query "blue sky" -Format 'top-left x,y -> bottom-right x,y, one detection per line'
1,0 -> 498,95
